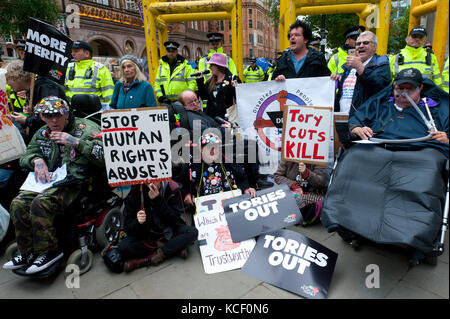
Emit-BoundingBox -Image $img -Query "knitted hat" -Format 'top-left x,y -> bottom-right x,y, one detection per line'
119,55 -> 143,71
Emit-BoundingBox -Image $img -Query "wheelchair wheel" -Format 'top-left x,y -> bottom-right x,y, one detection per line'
4,241 -> 18,261
95,207 -> 123,249
66,249 -> 93,275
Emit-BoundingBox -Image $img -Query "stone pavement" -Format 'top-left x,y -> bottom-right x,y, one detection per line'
0,220 -> 448,301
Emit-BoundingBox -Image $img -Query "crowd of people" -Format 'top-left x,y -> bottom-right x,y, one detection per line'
0,18 -> 449,275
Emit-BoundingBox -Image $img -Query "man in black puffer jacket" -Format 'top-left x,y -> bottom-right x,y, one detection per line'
272,20 -> 330,81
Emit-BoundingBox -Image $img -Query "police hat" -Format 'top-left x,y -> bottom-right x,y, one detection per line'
206,32 -> 224,43
394,68 -> 423,88
250,58 -> 257,63
72,41 -> 93,54
344,25 -> 365,39
409,27 -> 427,37
164,41 -> 180,51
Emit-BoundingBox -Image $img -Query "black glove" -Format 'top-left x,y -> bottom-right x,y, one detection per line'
158,95 -> 171,105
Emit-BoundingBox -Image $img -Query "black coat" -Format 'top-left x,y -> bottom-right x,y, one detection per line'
123,184 -> 185,241
335,54 -> 391,115
272,48 -> 330,79
196,70 -> 241,119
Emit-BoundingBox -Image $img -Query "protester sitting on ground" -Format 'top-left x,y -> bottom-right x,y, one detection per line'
2,96 -> 105,274
109,55 -> 157,109
118,181 -> 198,273
177,132 -> 256,208
6,60 -> 68,143
195,52 -> 241,120
274,160 -> 328,226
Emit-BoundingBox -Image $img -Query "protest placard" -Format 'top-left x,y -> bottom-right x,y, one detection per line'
101,107 -> 172,187
281,105 -> 333,166
23,17 -> 73,85
223,184 -> 301,243
241,229 -> 338,299
236,77 -> 334,174
0,69 -> 27,165
194,190 -> 256,274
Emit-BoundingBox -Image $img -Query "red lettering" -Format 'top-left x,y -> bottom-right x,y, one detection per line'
305,114 -> 313,123
286,141 -> 295,158
289,127 -> 296,138
313,143 -> 325,160
289,109 -> 300,122
308,130 -> 317,140
302,142 -> 311,159
318,132 -> 326,142
297,142 -> 301,158
298,129 -> 306,139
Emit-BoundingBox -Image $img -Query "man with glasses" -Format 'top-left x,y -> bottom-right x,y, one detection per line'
155,41 -> 197,104
389,27 -> 442,87
331,31 -> 390,116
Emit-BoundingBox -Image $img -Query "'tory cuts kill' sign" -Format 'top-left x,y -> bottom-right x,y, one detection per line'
241,229 -> 338,299
223,184 -> 302,243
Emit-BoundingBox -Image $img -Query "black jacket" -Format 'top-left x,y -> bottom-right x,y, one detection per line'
123,184 -> 186,241
335,54 -> 391,115
272,48 -> 330,79
196,70 -> 241,119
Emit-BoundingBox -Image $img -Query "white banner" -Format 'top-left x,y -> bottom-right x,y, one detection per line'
236,77 -> 335,174
101,107 -> 172,187
194,190 -> 256,274
0,69 -> 27,165
282,105 -> 333,165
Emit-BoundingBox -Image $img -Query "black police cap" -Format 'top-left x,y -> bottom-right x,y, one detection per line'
344,25 -> 365,39
409,27 -> 427,37
206,32 -> 224,42
164,41 -> 180,50
72,41 -> 93,54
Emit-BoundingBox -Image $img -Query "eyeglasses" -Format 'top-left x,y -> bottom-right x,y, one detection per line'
355,40 -> 372,46
186,99 -> 201,107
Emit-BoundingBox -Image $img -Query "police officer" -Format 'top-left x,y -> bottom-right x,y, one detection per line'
197,32 -> 237,82
155,41 -> 197,104
328,26 -> 365,76
389,27 -> 442,87
243,58 -> 265,83
64,41 -> 114,105
14,38 -> 26,60
442,57 -> 449,93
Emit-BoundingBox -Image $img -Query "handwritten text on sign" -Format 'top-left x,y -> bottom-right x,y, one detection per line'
282,105 -> 332,165
101,107 -> 172,187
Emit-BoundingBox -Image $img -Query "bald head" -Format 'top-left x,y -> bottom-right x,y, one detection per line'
179,89 -> 202,111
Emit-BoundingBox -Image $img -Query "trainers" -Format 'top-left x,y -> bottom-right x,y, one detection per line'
25,251 -> 63,274
3,253 -> 28,270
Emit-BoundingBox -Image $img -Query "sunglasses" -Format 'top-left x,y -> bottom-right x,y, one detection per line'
355,40 -> 372,46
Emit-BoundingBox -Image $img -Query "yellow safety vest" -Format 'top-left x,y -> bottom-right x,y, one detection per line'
197,47 -> 237,82
389,46 -> 442,86
441,58 -> 449,93
328,47 -> 348,76
155,57 -> 197,101
243,65 -> 265,83
64,59 -> 115,104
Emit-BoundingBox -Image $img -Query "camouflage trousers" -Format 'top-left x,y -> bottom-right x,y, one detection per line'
9,186 -> 82,257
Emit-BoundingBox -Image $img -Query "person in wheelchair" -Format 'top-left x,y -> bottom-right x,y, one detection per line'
321,68 -> 448,263
119,180 -> 198,273
3,96 -> 105,274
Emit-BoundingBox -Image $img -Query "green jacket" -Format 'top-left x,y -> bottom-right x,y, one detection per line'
20,116 -> 105,180
64,59 -> 115,104
327,47 -> 348,76
155,55 -> 197,101
389,45 -> 442,86
442,58 -> 449,93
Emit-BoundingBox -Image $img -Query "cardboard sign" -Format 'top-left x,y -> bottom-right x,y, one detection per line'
101,107 -> 172,187
236,77 -> 334,174
194,190 -> 256,274
0,69 -> 27,165
223,184 -> 302,243
282,105 -> 333,166
23,18 -> 73,85
241,229 -> 338,299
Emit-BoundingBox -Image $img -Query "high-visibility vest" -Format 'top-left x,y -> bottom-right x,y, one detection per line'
6,84 -> 28,115
389,45 -> 442,86
243,65 -> 264,83
155,57 -> 197,101
327,47 -> 348,76
441,58 -> 449,93
64,59 -> 114,104
197,47 -> 237,82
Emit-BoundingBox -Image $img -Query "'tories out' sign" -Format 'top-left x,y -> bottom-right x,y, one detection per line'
281,105 -> 333,166
101,107 -> 172,187
223,184 -> 301,243
242,229 -> 338,299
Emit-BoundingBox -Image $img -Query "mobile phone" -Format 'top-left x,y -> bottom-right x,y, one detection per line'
347,49 -> 356,56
